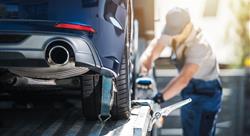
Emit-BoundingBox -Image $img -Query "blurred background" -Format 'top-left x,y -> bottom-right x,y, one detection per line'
133,0 -> 250,136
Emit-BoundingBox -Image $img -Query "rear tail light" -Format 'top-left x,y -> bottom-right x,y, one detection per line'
55,23 -> 96,33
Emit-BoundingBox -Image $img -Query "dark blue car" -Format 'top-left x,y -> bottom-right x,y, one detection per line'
0,0 -> 136,120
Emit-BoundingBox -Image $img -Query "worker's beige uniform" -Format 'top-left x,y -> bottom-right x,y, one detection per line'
160,26 -> 222,136
161,26 -> 220,81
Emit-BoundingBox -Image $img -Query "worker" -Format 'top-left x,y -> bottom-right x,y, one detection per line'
139,7 -> 222,136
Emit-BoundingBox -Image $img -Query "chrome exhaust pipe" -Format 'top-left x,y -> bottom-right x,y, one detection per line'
48,46 -> 70,65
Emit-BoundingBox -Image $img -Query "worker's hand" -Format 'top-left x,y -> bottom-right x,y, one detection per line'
138,68 -> 148,78
139,57 -> 151,75
152,92 -> 165,104
139,36 -> 166,75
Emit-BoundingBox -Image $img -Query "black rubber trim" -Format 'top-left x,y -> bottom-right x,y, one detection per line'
0,52 -> 26,59
0,59 -> 49,67
75,62 -> 100,72
0,34 -> 30,44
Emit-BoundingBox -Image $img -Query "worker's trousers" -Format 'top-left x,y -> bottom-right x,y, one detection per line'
180,78 -> 222,136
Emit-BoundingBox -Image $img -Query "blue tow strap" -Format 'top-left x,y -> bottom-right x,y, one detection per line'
98,76 -> 112,122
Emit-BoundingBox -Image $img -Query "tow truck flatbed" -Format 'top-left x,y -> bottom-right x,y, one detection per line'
0,99 -> 154,136
0,90 -> 191,136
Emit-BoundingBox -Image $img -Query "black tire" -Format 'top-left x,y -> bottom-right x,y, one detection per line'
82,0 -> 133,120
81,74 -> 102,120
81,47 -> 131,120
111,47 -> 131,119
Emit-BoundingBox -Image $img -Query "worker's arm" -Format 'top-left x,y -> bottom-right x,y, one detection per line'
162,63 -> 199,100
139,36 -> 168,74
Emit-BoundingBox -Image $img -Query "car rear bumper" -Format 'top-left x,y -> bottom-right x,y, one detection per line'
0,33 -> 117,78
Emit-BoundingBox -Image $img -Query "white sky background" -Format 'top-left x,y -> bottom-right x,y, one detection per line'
155,0 -> 242,65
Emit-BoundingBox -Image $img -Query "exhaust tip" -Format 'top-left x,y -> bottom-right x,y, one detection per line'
48,46 -> 70,65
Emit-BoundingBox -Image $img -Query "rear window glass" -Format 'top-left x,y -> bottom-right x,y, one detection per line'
0,0 -> 98,20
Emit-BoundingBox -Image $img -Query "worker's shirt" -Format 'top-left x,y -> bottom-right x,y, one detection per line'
161,26 -> 220,81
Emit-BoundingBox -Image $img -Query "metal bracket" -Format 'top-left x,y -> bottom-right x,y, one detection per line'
148,98 -> 192,131
98,76 -> 113,122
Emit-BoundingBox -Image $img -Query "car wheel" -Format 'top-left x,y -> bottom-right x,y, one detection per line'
111,46 -> 131,119
81,47 -> 131,120
81,74 -> 102,120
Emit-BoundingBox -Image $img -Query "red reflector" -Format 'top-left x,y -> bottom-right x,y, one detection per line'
55,23 -> 96,33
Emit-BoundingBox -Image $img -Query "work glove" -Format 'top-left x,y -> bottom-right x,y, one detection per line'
152,92 -> 165,104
